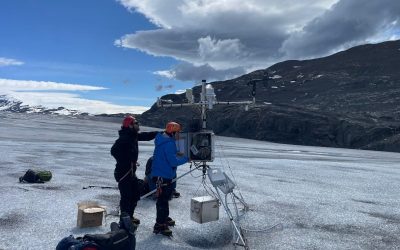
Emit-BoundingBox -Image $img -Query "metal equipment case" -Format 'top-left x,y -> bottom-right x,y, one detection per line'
190,196 -> 219,224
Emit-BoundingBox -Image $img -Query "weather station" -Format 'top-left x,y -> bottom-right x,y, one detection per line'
142,79 -> 281,249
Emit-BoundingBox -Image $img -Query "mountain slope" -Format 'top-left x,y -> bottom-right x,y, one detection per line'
0,95 -> 83,115
140,40 -> 400,152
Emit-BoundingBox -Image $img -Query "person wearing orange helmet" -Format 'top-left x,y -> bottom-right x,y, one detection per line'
151,121 -> 189,236
111,115 -> 158,225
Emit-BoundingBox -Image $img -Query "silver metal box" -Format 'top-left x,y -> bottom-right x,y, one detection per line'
190,196 -> 219,224
208,168 -> 236,194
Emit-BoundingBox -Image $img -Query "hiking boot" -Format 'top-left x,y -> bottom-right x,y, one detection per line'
169,189 -> 181,200
172,190 -> 181,198
153,223 -> 172,236
166,217 -> 175,227
131,217 -> 140,225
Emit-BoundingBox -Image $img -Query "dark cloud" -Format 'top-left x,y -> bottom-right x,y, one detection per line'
155,84 -> 175,92
281,0 -> 400,58
118,0 -> 400,81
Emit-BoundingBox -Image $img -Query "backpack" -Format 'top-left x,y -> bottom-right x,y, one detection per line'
19,169 -> 52,183
137,178 -> 149,196
84,229 -> 131,250
56,220 -> 135,250
84,220 -> 135,250
56,235 -> 99,250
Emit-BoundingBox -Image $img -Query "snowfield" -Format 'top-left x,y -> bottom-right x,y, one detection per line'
0,112 -> 399,250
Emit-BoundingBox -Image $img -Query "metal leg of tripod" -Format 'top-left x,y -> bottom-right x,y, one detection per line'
212,185 -> 249,249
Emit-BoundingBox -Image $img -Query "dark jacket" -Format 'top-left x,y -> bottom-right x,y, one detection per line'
145,156 -> 153,176
111,127 -> 157,180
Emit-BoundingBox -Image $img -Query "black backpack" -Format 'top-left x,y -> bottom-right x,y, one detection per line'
85,215 -> 136,250
137,178 -> 150,196
84,228 -> 131,250
56,235 -> 99,250
19,169 -> 52,183
56,219 -> 135,250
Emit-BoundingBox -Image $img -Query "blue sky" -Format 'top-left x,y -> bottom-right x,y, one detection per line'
0,0 -> 399,114
0,0 -> 190,113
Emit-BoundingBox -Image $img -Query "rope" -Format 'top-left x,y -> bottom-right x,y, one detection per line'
118,166 -> 133,183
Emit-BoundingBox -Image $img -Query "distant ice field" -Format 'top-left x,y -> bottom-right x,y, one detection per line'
0,112 -> 399,250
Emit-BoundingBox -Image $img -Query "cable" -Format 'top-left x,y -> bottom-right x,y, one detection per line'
189,161 -> 205,178
215,138 -> 248,207
201,178 -> 218,199
193,177 -> 205,196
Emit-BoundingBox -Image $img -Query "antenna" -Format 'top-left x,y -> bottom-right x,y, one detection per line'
247,78 -> 263,104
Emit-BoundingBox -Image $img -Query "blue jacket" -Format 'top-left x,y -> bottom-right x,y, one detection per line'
151,132 -> 189,179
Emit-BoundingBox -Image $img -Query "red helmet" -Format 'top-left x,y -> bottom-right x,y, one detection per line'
122,115 -> 136,128
165,122 -> 181,134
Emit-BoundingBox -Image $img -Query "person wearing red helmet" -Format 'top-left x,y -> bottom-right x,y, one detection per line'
151,121 -> 189,236
111,115 -> 158,225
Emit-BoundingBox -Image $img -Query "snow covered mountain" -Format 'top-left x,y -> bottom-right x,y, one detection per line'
0,94 -> 83,116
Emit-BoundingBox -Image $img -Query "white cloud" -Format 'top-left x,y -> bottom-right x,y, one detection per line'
197,36 -> 249,69
0,57 -> 24,67
0,78 -> 106,91
0,78 -> 149,114
117,0 -> 400,81
154,70 -> 176,79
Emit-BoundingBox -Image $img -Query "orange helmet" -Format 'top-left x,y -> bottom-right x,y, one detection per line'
122,115 -> 136,128
165,122 -> 181,134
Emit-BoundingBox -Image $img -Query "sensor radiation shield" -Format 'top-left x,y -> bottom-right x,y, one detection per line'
175,131 -> 215,162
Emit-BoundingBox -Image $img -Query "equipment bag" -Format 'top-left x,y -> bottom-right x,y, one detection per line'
56,235 -> 99,250
84,231 -> 129,250
36,170 -> 52,182
137,178 -> 150,196
57,220 -> 135,250
19,169 -> 53,183
84,226 -> 133,250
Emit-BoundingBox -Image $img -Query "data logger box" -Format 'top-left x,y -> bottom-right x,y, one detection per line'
176,131 -> 215,162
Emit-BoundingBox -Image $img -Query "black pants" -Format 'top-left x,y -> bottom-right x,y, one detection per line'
118,174 -> 140,218
153,177 -> 173,224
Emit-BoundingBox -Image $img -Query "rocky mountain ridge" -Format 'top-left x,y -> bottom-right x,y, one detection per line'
139,40 -> 400,153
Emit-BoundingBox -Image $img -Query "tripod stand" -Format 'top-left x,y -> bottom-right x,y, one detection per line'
140,162 -> 250,249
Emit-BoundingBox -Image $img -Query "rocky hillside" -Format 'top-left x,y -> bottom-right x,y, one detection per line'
140,40 -> 400,152
0,95 -> 84,115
